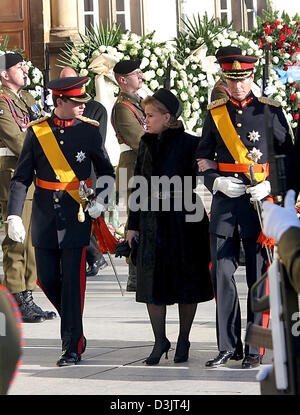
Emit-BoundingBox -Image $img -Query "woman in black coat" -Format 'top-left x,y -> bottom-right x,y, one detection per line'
126,89 -> 214,365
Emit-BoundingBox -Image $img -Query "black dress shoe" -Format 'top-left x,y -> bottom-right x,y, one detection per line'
205,351 -> 234,367
144,339 -> 171,365
56,351 -> 81,367
230,350 -> 244,361
242,354 -> 262,369
86,257 -> 108,277
174,340 -> 190,363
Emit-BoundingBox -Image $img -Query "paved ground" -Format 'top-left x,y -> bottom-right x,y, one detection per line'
0,233 -> 274,400
0,187 -> 275,405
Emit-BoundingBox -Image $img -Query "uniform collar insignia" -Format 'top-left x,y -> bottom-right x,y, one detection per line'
53,117 -> 74,127
230,96 -> 253,108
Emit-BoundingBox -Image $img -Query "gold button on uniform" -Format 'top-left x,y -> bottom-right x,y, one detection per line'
237,123 -> 242,127
55,198 -> 59,203
238,110 -> 243,114
60,141 -> 64,145
234,173 -> 239,178
60,129 -> 64,133
56,175 -> 60,180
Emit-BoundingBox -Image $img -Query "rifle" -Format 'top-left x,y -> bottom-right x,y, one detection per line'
163,57 -> 171,90
245,105 -> 300,394
41,43 -> 52,115
262,45 -> 270,97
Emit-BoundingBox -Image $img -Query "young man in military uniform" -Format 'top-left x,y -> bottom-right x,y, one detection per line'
60,66 -> 109,276
195,46 -> 295,369
0,52 -> 55,323
112,59 -> 147,291
6,76 -> 115,366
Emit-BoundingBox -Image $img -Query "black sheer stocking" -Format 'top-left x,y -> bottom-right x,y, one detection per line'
177,303 -> 198,344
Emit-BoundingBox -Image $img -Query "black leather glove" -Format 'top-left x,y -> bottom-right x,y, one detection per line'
115,240 -> 131,258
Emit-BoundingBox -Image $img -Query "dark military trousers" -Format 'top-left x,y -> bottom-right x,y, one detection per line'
34,246 -> 87,354
0,285 -> 22,395
1,200 -> 37,294
210,230 -> 268,356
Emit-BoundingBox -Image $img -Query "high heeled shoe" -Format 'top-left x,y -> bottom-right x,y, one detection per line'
174,340 -> 190,363
144,339 -> 171,365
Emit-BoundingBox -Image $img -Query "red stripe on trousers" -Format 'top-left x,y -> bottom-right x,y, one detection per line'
78,247 -> 87,354
260,274 -> 270,356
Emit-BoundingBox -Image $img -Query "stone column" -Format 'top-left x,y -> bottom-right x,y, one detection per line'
48,0 -> 81,79
50,0 -> 79,41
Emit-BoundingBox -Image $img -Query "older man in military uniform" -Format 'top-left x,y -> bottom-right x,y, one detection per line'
0,52 -> 55,323
195,46 -> 295,369
6,76 -> 115,366
112,59 -> 147,291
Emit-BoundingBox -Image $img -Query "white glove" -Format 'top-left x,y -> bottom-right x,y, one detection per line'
246,180 -> 271,202
7,215 -> 26,243
213,176 -> 246,198
87,200 -> 104,219
262,189 -> 300,242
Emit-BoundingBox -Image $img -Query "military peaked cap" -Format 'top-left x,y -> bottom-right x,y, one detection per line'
216,46 -> 258,80
47,76 -> 91,102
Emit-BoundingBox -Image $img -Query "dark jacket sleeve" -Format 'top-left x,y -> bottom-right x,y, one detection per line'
278,226 -> 300,294
194,112 -> 219,193
126,140 -> 147,231
7,130 -> 35,216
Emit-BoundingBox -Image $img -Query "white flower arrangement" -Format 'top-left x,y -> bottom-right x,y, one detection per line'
58,12 -> 298,133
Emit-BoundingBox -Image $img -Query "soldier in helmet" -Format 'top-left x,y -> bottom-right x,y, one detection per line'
195,46 -> 296,369
6,76 -> 115,366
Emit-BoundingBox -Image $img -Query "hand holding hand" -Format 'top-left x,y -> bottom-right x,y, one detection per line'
197,158 -> 218,172
126,230 -> 139,248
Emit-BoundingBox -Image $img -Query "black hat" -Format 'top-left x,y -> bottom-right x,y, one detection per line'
47,76 -> 91,103
113,59 -> 141,74
0,52 -> 24,71
216,46 -> 258,80
153,88 -> 182,118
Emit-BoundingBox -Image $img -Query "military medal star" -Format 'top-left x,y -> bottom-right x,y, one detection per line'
248,130 -> 260,142
76,151 -> 86,163
247,147 -> 263,163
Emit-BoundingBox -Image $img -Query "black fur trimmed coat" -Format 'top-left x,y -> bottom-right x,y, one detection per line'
127,123 -> 214,305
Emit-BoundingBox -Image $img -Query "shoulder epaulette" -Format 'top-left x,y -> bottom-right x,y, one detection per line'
207,97 -> 229,110
27,116 -> 49,127
77,115 -> 99,127
258,96 -> 281,107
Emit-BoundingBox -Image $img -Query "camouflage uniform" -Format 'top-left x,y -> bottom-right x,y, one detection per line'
0,86 -> 37,295
112,91 -> 146,291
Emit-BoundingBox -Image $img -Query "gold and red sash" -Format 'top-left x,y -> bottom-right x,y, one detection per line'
32,120 -> 81,204
210,104 -> 266,183
32,120 -> 118,254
